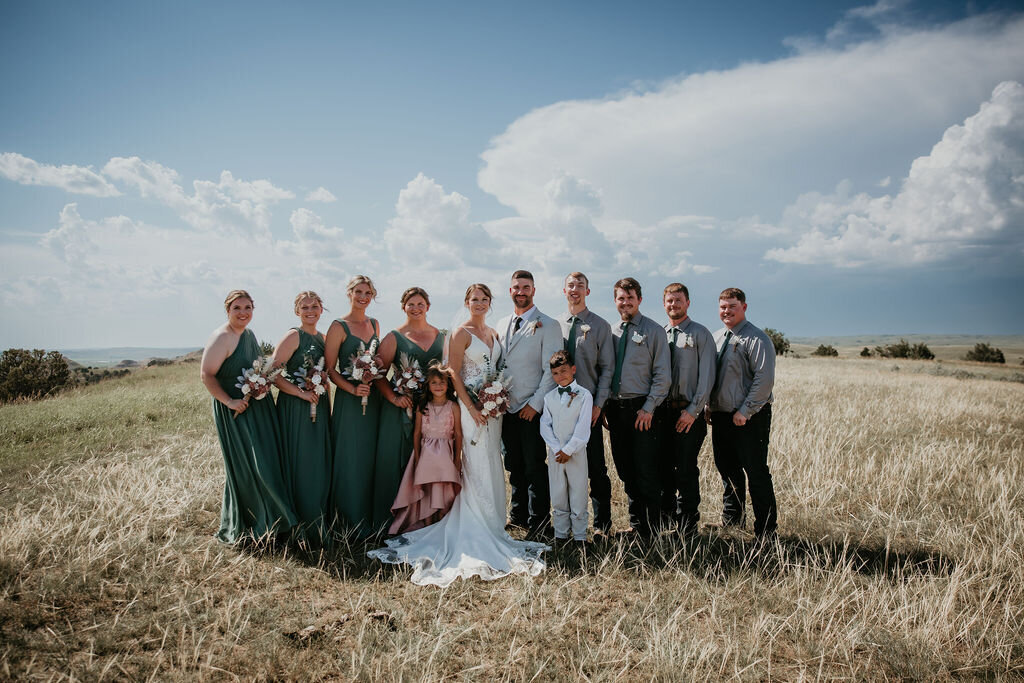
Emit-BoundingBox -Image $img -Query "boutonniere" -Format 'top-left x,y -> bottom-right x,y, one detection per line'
525,319 -> 542,336
631,331 -> 646,344
566,389 -> 579,408
683,333 -> 694,349
579,323 -> 591,341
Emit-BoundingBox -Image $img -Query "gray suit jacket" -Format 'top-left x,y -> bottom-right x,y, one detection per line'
496,306 -> 564,413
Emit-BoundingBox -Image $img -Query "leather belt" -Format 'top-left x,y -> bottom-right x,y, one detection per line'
663,398 -> 691,410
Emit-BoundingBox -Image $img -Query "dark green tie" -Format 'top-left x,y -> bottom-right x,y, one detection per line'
670,327 -> 680,346
716,330 -> 733,373
565,316 -> 580,361
611,320 -> 630,395
557,385 -> 573,396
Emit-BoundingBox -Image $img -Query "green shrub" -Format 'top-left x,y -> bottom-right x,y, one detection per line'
963,343 -> 1005,364
0,349 -> 71,402
860,347 -> 872,357
763,328 -> 790,357
873,339 -> 934,360
812,344 -> 839,357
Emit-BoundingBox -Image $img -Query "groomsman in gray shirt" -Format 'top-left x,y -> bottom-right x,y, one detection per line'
605,277 -> 670,539
658,283 -> 716,538
708,287 -> 777,539
558,271 -> 615,536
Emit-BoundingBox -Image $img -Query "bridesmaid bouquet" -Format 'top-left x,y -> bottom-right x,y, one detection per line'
344,338 -> 385,415
392,352 -> 425,418
291,354 -> 329,423
469,371 -> 511,446
234,356 -> 283,417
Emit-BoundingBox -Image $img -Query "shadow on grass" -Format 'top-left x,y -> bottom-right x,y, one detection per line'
271,524 -> 956,585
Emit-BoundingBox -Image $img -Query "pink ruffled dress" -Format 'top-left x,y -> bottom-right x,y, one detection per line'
388,401 -> 461,535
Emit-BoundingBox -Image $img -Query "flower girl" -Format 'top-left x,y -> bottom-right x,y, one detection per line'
388,363 -> 463,534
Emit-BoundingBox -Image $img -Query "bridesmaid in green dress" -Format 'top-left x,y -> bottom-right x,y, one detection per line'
371,287 -> 445,532
271,290 -> 332,545
200,289 -> 297,544
325,275 -> 382,538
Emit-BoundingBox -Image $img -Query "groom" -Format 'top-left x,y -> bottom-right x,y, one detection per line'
498,270 -> 564,537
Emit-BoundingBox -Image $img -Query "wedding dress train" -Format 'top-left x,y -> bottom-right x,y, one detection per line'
368,334 -> 547,587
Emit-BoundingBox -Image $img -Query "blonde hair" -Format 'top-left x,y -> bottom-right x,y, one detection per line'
224,289 -> 253,313
346,275 -> 378,300
293,290 -> 325,314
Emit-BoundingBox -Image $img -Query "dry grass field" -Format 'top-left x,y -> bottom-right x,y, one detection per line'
1,358 -> 1022,680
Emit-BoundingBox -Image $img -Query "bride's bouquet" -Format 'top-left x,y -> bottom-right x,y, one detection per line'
234,356 -> 283,417
392,352 -> 425,418
344,338 -> 385,415
289,353 -> 328,422
468,371 -> 511,446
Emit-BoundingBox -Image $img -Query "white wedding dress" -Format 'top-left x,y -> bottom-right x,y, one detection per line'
368,334 -> 548,587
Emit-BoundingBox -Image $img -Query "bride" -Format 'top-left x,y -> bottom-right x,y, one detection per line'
368,283 -> 548,587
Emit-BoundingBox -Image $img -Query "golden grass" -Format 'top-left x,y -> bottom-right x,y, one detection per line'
1,358 -> 1022,679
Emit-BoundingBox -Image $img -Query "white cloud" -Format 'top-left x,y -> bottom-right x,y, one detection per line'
305,186 -> 337,203
0,152 -> 121,197
766,81 -> 1024,267
102,157 -> 294,237
478,15 -> 1024,228
290,207 -> 344,242
384,173 -> 499,269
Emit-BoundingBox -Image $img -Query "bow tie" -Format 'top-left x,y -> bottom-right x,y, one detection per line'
557,385 -> 574,395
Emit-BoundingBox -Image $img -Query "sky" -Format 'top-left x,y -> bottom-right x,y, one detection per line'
2,0 -> 1023,349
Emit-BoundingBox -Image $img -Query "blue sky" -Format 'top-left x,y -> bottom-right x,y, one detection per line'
2,0 -> 1023,348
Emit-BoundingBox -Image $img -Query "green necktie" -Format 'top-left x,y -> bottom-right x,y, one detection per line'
716,330 -> 733,373
557,385 -> 573,396
611,320 -> 630,395
670,327 -> 679,346
565,316 -> 580,362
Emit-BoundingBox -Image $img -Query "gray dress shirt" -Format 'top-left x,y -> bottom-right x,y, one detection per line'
610,312 -> 671,414
664,317 -> 716,418
559,308 -> 614,409
710,319 -> 775,418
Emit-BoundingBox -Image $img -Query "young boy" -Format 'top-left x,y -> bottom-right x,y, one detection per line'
539,350 -> 594,545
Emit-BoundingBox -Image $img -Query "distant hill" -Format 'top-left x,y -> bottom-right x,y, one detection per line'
60,347 -> 202,368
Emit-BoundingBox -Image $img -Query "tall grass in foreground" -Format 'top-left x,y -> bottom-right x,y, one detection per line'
1,358 -> 1022,679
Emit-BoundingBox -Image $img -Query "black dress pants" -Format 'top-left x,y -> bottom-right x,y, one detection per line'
710,405 -> 777,536
585,423 -> 613,533
501,410 -> 550,531
657,403 -> 707,533
605,397 -> 660,536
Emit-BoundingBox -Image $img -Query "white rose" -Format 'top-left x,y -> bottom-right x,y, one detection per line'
311,374 -> 322,385
315,385 -> 326,395
240,384 -> 251,395
409,380 -> 419,389
256,376 -> 267,385
352,369 -> 363,381
484,400 -> 497,411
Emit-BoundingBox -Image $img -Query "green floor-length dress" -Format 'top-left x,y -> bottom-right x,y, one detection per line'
277,328 -> 332,542
329,319 -> 381,537
371,330 -> 445,532
212,328 -> 297,544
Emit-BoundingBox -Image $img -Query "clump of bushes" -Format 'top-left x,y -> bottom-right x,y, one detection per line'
73,367 -> 131,385
0,349 -> 71,402
860,347 -> 872,357
871,339 -> 934,360
963,343 -> 1005,364
812,344 -> 839,357
147,358 -> 174,367
764,328 -> 790,356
